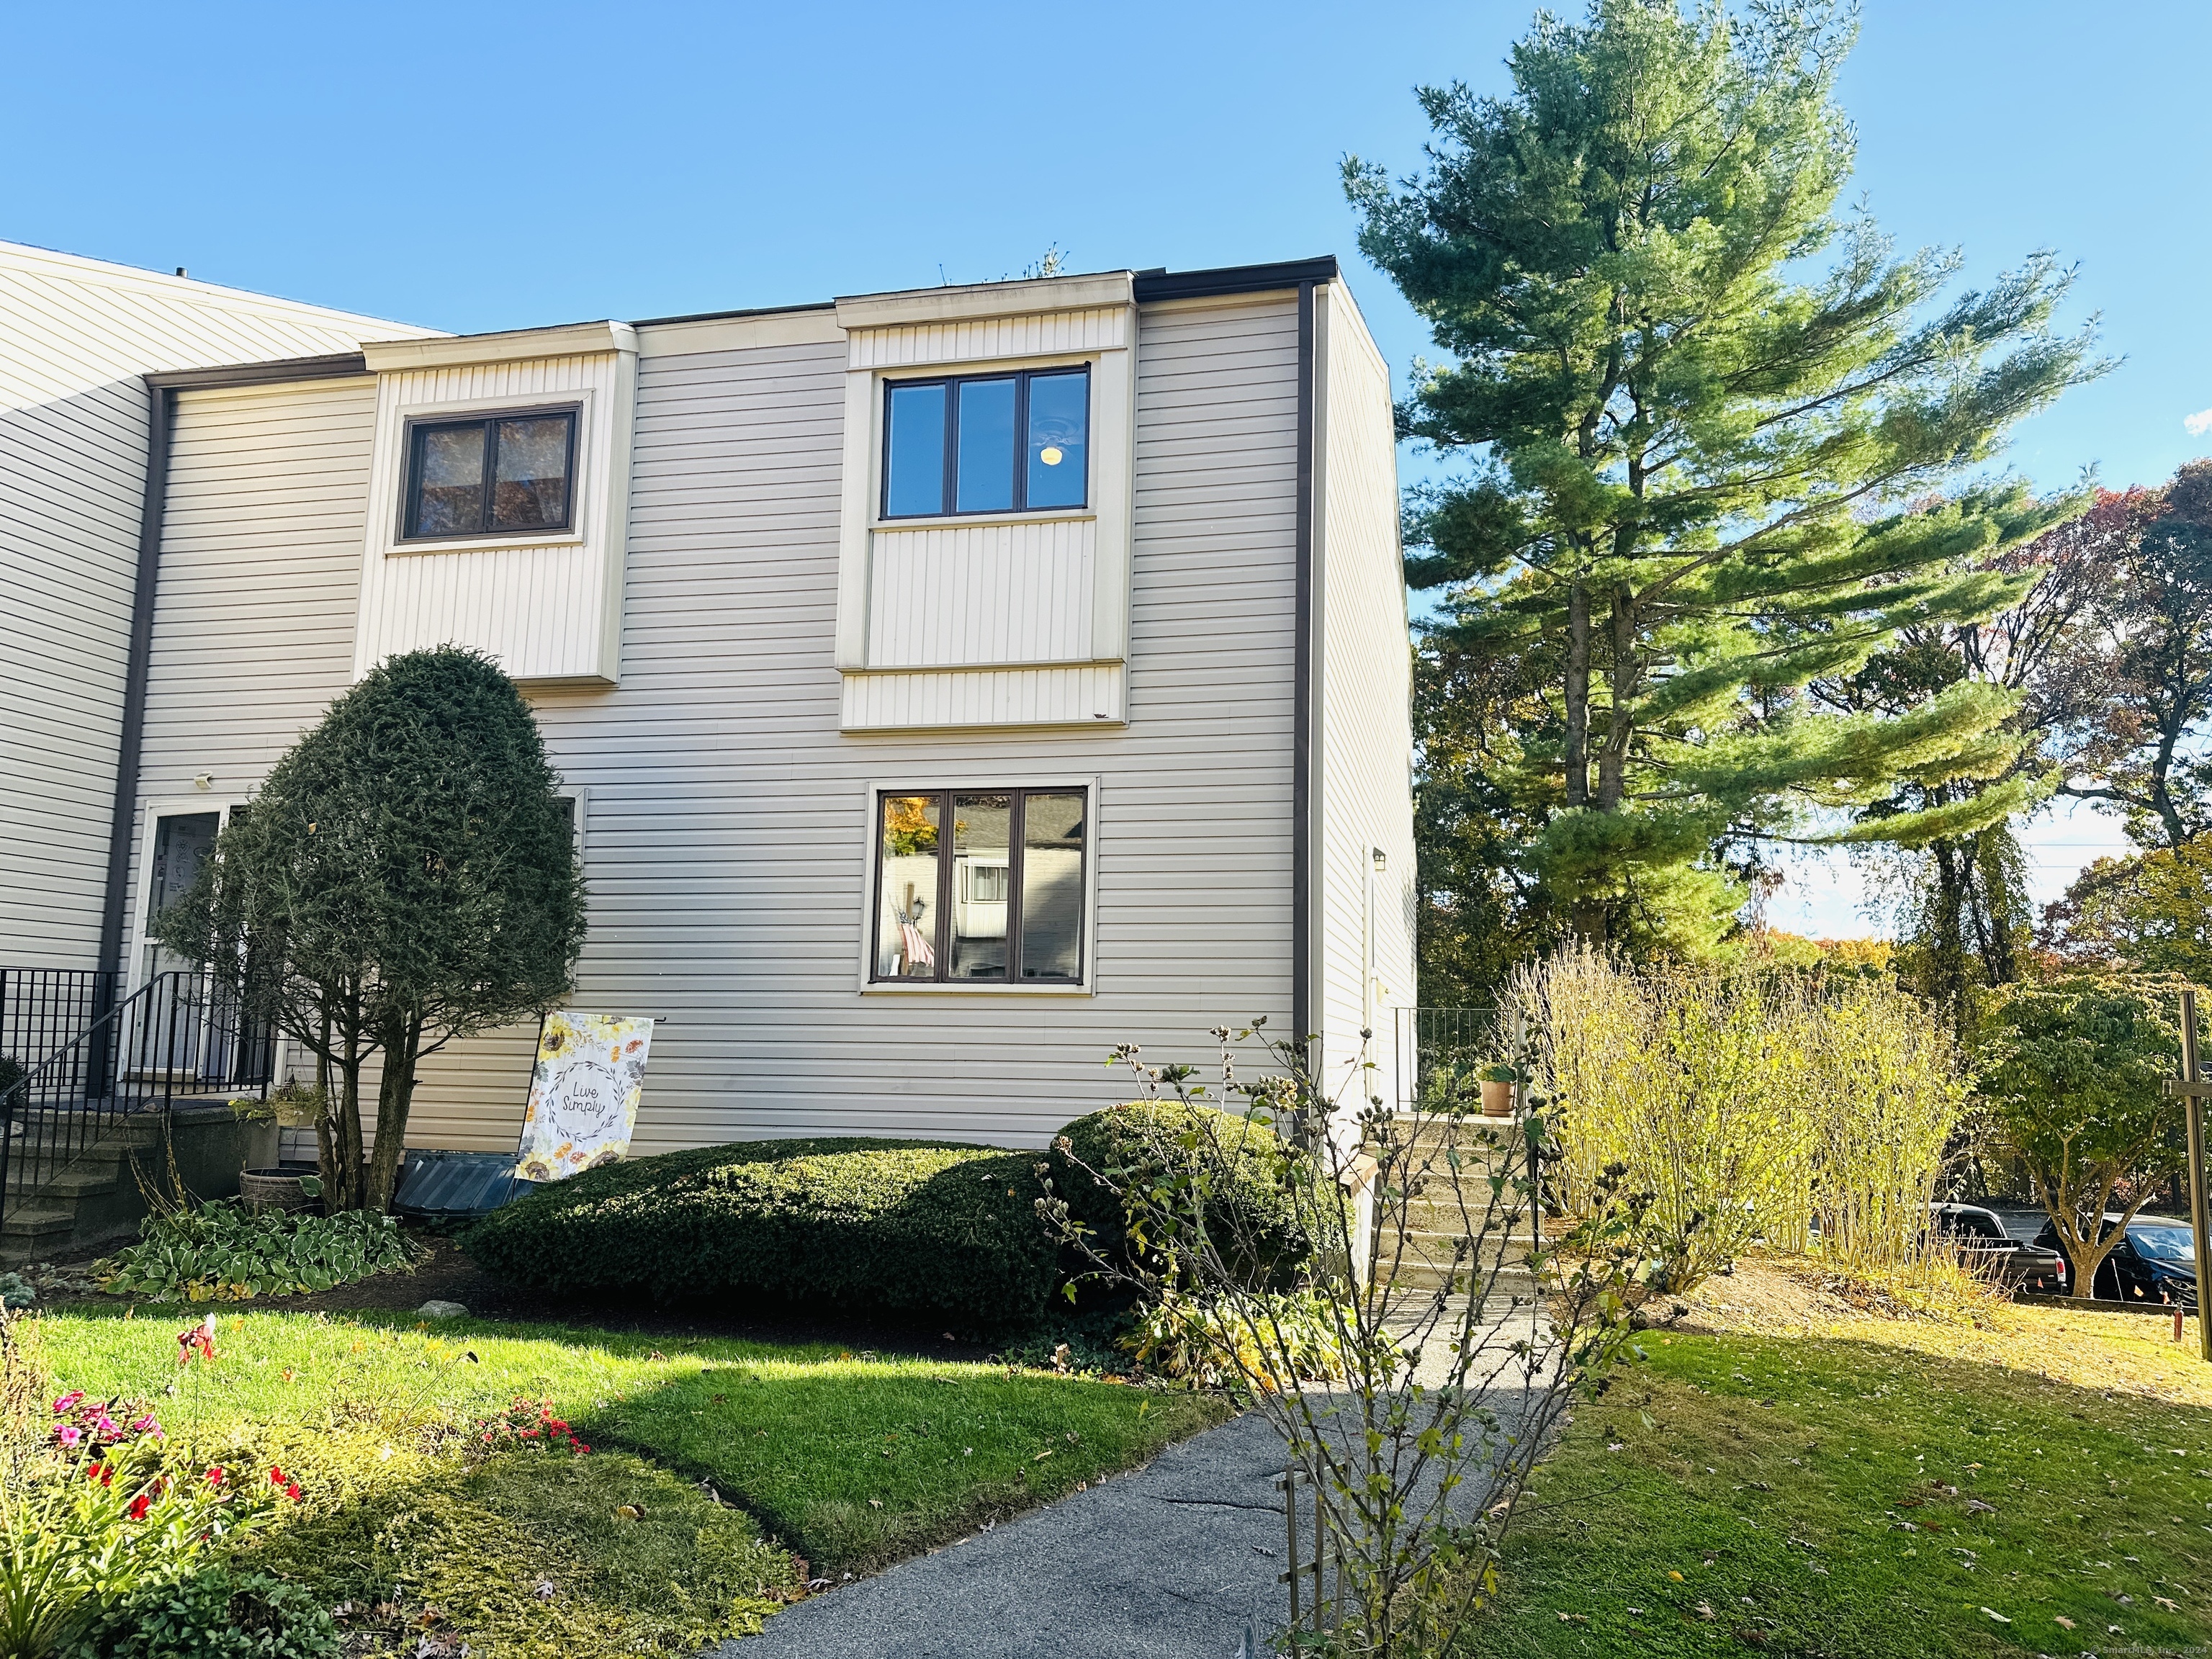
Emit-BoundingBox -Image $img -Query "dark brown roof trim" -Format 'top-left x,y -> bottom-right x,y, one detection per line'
628,299 -> 839,328
1135,257 -> 1339,303
98,381 -> 176,977
147,352 -> 369,390
1290,277 -> 1319,1051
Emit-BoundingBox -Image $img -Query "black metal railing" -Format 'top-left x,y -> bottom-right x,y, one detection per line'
1393,1004 -> 1505,1111
0,970 -> 274,1238
0,968 -> 126,1087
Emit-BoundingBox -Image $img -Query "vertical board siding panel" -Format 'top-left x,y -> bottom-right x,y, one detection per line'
0,246 -> 428,969
867,518 -> 1095,666
846,307 -> 1125,370
354,351 -> 624,685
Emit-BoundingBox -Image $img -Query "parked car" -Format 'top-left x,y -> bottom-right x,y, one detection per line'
1926,1203 -> 2067,1293
2028,1214 -> 2199,1308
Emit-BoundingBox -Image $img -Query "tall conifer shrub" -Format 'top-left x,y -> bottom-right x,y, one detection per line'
154,647 -> 585,1213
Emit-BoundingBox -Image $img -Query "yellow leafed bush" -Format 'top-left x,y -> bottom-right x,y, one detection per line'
1509,948 -> 1964,1294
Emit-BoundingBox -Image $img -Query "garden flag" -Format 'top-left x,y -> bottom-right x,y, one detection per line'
514,1012 -> 655,1182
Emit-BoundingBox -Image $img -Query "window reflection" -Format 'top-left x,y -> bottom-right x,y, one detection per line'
955,380 -> 1017,513
874,794 -> 941,979
1020,793 -> 1085,980
1025,373 -> 1088,510
405,410 -> 574,538
491,417 -> 572,530
885,384 -> 948,517
950,793 -> 1012,979
879,368 -> 1089,518
413,426 -> 485,535
869,788 -> 1089,984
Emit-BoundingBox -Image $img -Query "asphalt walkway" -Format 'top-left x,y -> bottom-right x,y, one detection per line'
719,1410 -> 1290,1659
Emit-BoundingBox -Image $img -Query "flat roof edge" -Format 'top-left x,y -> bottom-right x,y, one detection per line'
1134,257 -> 1340,302
146,353 -> 371,390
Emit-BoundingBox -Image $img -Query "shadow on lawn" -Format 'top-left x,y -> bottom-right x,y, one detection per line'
581,1360 -> 1230,1575
1459,1329 -> 2212,1658
240,1444 -> 804,1655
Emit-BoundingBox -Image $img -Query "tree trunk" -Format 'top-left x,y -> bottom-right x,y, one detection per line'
366,1015 -> 423,1213
1594,589 -> 1639,811
1564,578 -> 1591,809
328,1053 -> 368,1213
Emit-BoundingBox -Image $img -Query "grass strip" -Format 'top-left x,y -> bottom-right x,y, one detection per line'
1460,1331 -> 2212,1656
41,1305 -> 1228,1573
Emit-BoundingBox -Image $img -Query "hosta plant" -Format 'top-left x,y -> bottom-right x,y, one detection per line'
98,1203 -> 423,1303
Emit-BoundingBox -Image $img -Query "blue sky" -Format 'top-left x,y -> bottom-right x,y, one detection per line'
4,0 -> 2203,934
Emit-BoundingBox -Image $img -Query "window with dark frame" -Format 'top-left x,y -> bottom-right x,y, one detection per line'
873,788 -> 1088,984
402,408 -> 578,539
881,367 -> 1089,519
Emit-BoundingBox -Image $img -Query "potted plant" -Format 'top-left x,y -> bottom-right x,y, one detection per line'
1476,1063 -> 1519,1117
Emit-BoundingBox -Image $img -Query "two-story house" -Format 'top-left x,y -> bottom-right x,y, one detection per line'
12,252 -> 1414,1160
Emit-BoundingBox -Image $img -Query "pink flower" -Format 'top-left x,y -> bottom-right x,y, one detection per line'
51,1391 -> 83,1412
54,1425 -> 81,1448
91,1416 -> 120,1439
130,1414 -> 161,1437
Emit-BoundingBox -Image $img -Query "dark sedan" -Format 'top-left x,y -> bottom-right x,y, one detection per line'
1927,1203 -> 2068,1293
2028,1214 -> 2199,1308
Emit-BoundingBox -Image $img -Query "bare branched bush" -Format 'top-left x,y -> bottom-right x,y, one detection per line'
1037,1021 -> 1658,1655
1508,948 -> 1966,1295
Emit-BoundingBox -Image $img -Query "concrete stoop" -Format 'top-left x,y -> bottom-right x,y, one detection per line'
1,1105 -> 274,1266
1367,1119 -> 1543,1299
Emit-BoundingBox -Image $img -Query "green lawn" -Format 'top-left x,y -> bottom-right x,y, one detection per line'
1460,1331 -> 2212,1657
38,1304 -> 1228,1650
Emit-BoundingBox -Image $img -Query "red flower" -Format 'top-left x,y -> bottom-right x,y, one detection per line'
203,1467 -> 225,1487
284,1482 -> 302,1502
269,1465 -> 287,1486
127,1494 -> 150,1521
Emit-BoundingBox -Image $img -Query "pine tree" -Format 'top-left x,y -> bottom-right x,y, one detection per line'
1346,0 -> 2102,956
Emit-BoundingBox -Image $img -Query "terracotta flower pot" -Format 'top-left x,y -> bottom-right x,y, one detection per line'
1479,1079 -> 1514,1116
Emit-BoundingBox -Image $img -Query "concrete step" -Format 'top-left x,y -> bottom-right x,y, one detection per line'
1378,1259 -> 1543,1295
0,1205 -> 75,1240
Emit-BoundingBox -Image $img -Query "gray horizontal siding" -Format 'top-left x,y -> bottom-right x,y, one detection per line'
405,297 -> 1304,1153
0,246 -> 426,974
124,295 -> 1314,1155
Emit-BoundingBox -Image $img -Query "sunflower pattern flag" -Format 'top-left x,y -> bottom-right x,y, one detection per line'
515,1012 -> 655,1182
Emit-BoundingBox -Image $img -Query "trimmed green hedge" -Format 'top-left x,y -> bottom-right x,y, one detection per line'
462,1138 -> 1055,1326
1047,1102 -> 1316,1290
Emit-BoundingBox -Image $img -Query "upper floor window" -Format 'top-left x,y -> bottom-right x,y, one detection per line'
403,408 -> 577,539
882,367 -> 1089,519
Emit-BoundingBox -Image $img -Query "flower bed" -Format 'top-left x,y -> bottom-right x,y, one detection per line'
98,1203 -> 423,1303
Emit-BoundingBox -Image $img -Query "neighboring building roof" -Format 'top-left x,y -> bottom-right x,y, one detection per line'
0,236 -> 443,341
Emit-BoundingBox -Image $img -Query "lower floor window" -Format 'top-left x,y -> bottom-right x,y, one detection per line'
873,787 -> 1087,984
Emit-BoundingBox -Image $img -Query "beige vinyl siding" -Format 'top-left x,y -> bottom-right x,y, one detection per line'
1313,284 -> 1417,1107
352,349 -> 634,685
120,379 -> 381,972
0,243 -> 430,970
400,293 -> 1305,1152
866,518 -> 1097,667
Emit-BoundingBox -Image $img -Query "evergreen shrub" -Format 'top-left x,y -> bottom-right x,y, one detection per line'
462,1138 -> 1056,1326
1048,1102 -> 1316,1291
